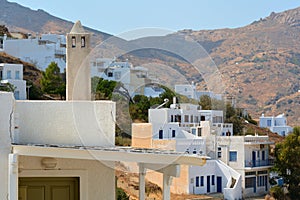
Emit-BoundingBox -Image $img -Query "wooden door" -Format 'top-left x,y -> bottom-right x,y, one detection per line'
19,177 -> 79,200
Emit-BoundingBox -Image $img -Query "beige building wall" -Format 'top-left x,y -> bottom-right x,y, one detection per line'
19,155 -> 115,200
132,123 -> 153,148
146,165 -> 190,194
66,21 -> 91,100
132,123 -> 190,194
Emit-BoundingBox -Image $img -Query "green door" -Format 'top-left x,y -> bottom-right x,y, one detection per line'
19,177 -> 79,200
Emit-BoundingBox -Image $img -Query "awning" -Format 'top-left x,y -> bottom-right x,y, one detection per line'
12,144 -> 208,166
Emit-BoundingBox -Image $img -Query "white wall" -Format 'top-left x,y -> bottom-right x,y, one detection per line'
188,160 -> 242,200
0,92 -> 14,199
15,100 -> 116,147
176,138 -> 206,155
4,37 -> 66,71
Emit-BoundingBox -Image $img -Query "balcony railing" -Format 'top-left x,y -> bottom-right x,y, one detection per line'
245,159 -> 274,167
244,136 -> 273,144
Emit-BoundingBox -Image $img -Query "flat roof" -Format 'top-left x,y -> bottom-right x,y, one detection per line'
13,144 -> 208,166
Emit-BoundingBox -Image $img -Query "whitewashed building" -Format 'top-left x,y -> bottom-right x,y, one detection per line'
175,83 -> 222,100
91,58 -> 164,97
132,98 -> 274,199
3,34 -> 66,71
259,113 -> 293,136
0,63 -> 26,100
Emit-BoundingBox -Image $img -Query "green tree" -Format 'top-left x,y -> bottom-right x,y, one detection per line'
40,62 -> 65,99
0,82 -> 16,92
91,76 -> 101,94
130,95 -> 150,122
95,78 -> 117,100
26,81 -> 44,100
270,186 -> 284,200
274,127 -> 300,199
199,95 -> 212,110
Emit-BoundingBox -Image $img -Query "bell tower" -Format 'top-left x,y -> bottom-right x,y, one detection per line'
66,20 -> 91,100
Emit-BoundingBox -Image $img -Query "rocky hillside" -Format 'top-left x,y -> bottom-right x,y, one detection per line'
130,7 -> 300,126
182,7 -> 300,126
1,0 -> 300,126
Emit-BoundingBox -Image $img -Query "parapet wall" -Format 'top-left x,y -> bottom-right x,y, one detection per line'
15,100 -> 115,147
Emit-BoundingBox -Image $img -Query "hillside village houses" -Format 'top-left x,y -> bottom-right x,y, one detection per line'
132,97 -> 274,199
259,113 -> 293,136
90,58 -> 164,97
0,32 -> 164,98
0,21 -> 208,200
1,33 -> 66,72
0,63 -> 26,100
175,82 -> 222,100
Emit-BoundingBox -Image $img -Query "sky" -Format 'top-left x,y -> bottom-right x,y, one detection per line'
8,0 -> 300,38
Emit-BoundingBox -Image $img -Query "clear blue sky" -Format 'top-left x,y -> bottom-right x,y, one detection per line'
9,0 -> 300,36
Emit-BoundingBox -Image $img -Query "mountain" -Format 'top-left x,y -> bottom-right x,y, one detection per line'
1,0 -> 300,126
180,7 -> 300,126
130,7 -> 300,126
0,0 -> 111,45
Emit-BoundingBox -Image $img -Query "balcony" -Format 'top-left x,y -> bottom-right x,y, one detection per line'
245,159 -> 274,168
244,136 -> 274,145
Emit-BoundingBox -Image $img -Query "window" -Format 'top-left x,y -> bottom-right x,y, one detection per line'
195,176 -> 199,187
71,36 -> 76,48
7,70 -> 11,79
245,177 -> 256,188
192,149 -> 197,154
258,175 -> 267,187
0,70 -> 3,79
190,178 -> 194,184
229,151 -> 237,162
212,175 -> 215,185
172,130 -> 176,138
217,152 -> 222,158
258,170 -> 268,175
190,115 -> 193,123
191,128 -> 196,135
159,130 -> 163,139
197,127 -> 202,136
175,115 -> 181,123
218,147 -> 222,158
184,115 -> 189,122
171,115 -> 174,122
81,36 -> 85,47
245,171 -> 256,176
15,71 -> 20,79
201,116 -> 205,121
267,119 -> 271,127
107,72 -> 113,77
262,151 -> 265,161
195,116 -> 199,123
14,91 -> 20,100
200,176 -> 204,186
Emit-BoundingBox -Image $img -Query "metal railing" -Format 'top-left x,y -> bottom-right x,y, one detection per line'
245,159 -> 274,167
